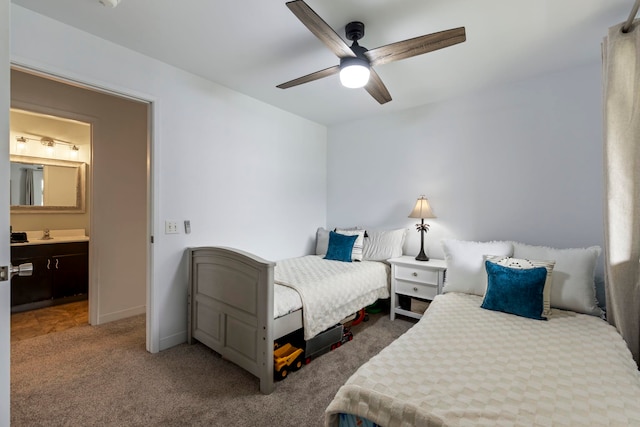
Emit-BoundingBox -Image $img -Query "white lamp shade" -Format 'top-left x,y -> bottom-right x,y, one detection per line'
408,196 -> 436,219
340,64 -> 370,88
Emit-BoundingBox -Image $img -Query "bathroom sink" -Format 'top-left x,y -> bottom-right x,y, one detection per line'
11,229 -> 89,245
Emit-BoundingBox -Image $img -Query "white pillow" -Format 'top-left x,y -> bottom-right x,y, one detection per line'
442,239 -> 514,296
315,227 -> 330,256
485,255 -> 555,318
335,228 -> 366,261
362,229 -> 407,261
511,242 -> 602,316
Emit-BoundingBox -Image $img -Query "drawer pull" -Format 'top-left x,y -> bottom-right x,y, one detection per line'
413,286 -> 418,292
47,259 -> 51,270
412,272 -> 418,277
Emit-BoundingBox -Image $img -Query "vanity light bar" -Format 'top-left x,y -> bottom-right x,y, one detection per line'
15,136 -> 80,152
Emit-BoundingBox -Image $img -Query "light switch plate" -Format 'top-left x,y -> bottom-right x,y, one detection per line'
165,220 -> 179,234
184,220 -> 191,234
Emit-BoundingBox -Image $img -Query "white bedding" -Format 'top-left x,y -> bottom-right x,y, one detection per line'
275,255 -> 390,340
326,292 -> 640,426
274,283 -> 302,319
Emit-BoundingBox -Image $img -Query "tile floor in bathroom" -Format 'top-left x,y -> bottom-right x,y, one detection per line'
10,300 -> 88,342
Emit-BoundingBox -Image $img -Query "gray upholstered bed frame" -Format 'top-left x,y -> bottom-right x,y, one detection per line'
187,246 -> 303,394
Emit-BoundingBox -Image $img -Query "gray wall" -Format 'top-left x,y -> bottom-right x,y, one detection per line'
327,63 -> 604,279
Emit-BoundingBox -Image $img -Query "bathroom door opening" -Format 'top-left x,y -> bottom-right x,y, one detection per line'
9,67 -> 152,344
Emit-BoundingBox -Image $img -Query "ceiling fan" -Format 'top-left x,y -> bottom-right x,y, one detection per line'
277,0 -> 466,104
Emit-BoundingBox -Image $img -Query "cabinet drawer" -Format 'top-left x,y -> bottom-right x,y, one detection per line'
395,265 -> 439,284
396,280 -> 438,300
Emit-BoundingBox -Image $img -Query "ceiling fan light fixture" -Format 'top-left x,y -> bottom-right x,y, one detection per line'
339,57 -> 370,89
278,1 -> 465,104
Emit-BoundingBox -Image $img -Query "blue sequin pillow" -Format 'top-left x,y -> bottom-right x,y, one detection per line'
324,231 -> 358,262
481,260 -> 548,320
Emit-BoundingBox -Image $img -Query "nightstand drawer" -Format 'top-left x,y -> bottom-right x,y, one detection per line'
395,265 -> 439,285
396,280 -> 438,300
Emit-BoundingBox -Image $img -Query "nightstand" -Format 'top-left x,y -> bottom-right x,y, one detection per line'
388,256 -> 446,320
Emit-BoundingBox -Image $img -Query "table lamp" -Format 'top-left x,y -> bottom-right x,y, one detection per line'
408,195 -> 436,261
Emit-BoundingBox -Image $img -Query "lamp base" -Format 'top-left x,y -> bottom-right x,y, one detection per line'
415,223 -> 429,261
415,250 -> 429,262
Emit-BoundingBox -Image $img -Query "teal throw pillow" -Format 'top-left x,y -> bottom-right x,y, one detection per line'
324,231 -> 358,262
481,260 -> 547,320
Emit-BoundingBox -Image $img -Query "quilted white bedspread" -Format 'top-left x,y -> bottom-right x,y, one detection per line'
326,292 -> 640,426
273,283 -> 303,319
275,255 -> 389,340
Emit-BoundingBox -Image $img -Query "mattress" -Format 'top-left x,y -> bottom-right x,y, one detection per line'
326,292 -> 640,426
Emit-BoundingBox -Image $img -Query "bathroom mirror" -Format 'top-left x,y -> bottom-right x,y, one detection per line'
10,155 -> 86,213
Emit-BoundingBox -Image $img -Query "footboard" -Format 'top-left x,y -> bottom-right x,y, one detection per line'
188,247 -> 275,394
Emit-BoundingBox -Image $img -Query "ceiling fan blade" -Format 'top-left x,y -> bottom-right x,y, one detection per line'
277,65 -> 340,89
366,27 -> 466,67
364,69 -> 392,104
286,0 -> 355,59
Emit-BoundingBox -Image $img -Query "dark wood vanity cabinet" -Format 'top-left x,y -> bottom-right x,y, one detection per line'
51,250 -> 89,299
10,242 -> 88,312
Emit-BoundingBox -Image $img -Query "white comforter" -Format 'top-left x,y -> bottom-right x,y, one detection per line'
275,255 -> 390,340
326,292 -> 640,426
273,283 -> 303,319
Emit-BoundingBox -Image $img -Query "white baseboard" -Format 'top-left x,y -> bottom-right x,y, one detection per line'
159,330 -> 187,351
97,305 -> 146,325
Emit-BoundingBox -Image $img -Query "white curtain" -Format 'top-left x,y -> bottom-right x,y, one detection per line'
603,20 -> 640,366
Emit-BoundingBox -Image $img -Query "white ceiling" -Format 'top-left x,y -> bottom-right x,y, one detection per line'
11,0 -> 633,126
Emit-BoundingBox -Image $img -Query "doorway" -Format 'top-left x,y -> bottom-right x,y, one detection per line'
9,68 -> 151,342
9,107 -> 92,340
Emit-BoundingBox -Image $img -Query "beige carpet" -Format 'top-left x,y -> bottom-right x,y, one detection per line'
11,310 -> 414,426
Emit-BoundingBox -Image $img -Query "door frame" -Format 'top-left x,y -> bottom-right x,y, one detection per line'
10,61 -> 160,353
